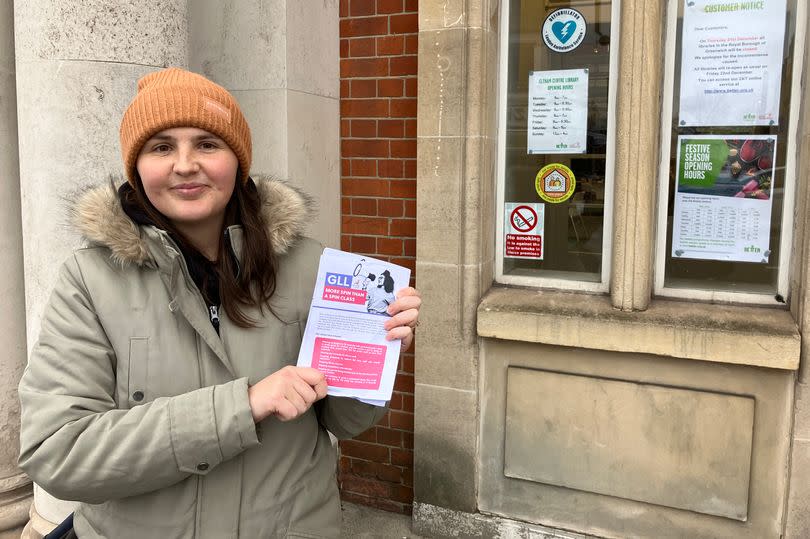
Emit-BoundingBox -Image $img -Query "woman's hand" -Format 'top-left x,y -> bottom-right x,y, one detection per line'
383,286 -> 422,352
248,366 -> 328,423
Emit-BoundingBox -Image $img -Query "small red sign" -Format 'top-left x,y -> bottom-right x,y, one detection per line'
505,234 -> 543,258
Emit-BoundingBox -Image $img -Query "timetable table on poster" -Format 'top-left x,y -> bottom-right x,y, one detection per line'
530,94 -> 575,139
677,201 -> 763,244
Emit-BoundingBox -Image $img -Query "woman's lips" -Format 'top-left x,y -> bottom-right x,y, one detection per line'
172,183 -> 207,197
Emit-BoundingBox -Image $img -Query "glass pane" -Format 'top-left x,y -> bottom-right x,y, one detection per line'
662,0 -> 798,296
501,0 -> 613,283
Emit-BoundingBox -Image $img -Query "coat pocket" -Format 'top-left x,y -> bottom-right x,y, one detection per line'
127,337 -> 149,407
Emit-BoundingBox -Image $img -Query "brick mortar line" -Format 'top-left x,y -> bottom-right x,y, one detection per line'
342,56 -> 417,60
340,78 -> 417,81
341,75 -> 409,81
340,16 -> 418,20
342,196 -> 417,199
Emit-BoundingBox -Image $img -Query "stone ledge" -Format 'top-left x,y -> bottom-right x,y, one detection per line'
477,286 -> 800,370
413,502 -> 593,539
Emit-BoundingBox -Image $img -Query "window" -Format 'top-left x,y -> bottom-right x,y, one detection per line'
655,0 -> 804,303
496,0 -> 618,291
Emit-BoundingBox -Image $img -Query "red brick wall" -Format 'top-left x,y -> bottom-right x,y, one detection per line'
338,0 -> 418,514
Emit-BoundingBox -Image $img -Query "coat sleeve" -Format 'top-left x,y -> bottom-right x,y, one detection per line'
315,397 -> 388,439
17,254 -> 260,504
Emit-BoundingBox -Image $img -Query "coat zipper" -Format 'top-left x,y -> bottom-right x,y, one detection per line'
161,230 -> 225,334
160,230 -> 224,537
209,305 -> 220,333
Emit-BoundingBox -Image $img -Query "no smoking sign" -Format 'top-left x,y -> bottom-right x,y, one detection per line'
510,206 -> 537,232
504,203 -> 544,260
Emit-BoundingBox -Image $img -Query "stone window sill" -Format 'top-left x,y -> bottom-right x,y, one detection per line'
477,286 -> 800,370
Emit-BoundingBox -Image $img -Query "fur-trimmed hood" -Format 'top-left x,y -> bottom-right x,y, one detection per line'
71,176 -> 313,266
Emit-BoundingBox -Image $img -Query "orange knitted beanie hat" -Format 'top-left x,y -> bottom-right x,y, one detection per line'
119,67 -> 252,185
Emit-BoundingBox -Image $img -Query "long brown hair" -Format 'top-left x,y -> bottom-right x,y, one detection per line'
124,174 -> 277,327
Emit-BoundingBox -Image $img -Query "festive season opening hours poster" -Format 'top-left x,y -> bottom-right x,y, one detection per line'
671,135 -> 776,263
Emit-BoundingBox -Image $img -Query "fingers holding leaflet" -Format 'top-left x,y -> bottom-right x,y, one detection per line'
386,287 -> 421,317
277,389 -> 307,421
297,366 -> 328,401
273,398 -> 303,422
313,377 -> 329,400
386,325 -> 414,351
291,376 -> 318,406
384,308 -> 419,332
383,287 -> 421,351
296,366 -> 327,387
248,366 -> 329,423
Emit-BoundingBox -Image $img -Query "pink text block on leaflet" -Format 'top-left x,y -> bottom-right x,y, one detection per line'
322,285 -> 368,305
312,337 -> 386,389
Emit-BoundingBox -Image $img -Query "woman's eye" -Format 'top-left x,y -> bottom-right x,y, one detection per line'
199,141 -> 219,150
152,144 -> 171,153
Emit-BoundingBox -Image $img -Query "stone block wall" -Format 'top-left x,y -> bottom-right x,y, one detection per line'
337,0 -> 418,514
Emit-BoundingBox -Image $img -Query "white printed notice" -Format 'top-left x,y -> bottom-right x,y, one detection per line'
504,202 -> 544,259
297,249 -> 411,405
527,69 -> 588,154
672,135 -> 776,263
679,0 -> 787,127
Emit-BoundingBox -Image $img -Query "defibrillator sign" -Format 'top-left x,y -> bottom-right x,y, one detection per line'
504,203 -> 544,259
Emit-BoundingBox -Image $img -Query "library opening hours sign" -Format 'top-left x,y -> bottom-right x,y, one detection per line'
527,69 -> 588,154
505,203 -> 545,259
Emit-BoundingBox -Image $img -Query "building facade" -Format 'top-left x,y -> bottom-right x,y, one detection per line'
412,0 -> 810,538
2,1 -> 810,538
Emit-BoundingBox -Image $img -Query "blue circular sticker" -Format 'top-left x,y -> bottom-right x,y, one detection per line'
542,9 -> 587,53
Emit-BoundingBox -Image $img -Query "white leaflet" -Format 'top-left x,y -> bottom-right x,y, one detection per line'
296,248 -> 411,405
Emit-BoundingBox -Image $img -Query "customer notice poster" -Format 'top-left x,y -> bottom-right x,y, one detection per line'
527,69 -> 588,154
297,249 -> 410,405
679,0 -> 786,127
671,135 -> 776,263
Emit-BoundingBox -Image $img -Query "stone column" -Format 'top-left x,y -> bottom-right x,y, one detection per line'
413,0 -> 499,525
13,2 -> 188,536
609,0 -> 665,311
189,0 -> 341,248
0,1 -> 33,537
785,2 -> 810,535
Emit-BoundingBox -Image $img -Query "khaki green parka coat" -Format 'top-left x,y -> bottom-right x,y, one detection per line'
18,178 -> 386,538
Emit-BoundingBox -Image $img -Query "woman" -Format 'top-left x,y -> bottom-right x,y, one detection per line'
18,68 -> 420,538
366,270 -> 396,315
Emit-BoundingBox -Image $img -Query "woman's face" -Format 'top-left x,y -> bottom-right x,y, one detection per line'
377,274 -> 385,286
136,127 -> 238,232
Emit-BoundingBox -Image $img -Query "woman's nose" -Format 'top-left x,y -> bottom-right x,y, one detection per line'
173,147 -> 200,175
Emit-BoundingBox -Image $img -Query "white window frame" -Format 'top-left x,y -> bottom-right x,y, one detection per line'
494,0 -> 621,293
653,0 -> 806,304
